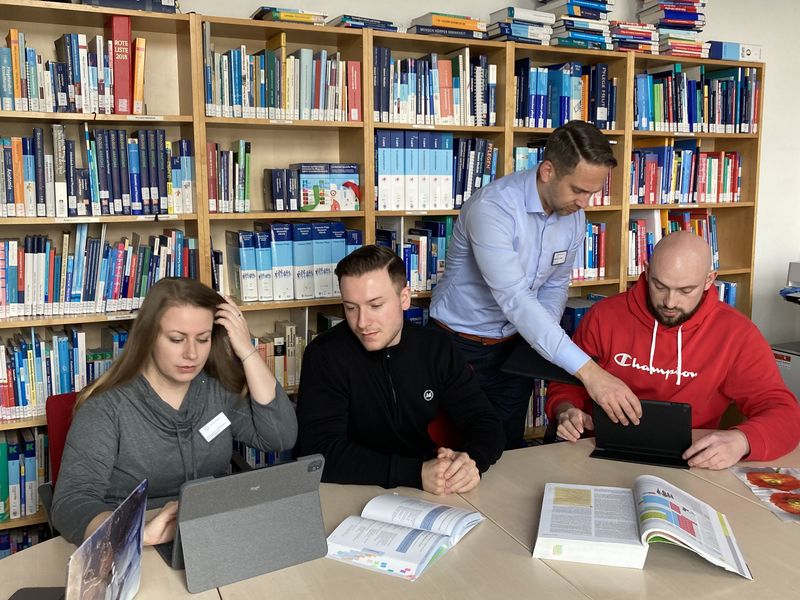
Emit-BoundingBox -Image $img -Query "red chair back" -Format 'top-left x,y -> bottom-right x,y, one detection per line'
427,410 -> 464,450
46,392 -> 78,486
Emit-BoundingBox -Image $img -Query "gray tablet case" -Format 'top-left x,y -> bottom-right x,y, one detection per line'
170,454 -> 327,593
591,400 -> 692,468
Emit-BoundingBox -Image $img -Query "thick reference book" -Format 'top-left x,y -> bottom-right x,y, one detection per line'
326,494 -> 484,581
532,476 -> 752,579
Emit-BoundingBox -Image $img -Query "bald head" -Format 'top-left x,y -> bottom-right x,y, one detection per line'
646,232 -> 716,327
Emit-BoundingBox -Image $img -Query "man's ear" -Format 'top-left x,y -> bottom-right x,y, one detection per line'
538,159 -> 556,183
400,285 -> 411,311
704,270 -> 718,291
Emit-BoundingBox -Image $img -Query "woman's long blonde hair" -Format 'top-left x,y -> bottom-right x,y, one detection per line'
76,277 -> 246,409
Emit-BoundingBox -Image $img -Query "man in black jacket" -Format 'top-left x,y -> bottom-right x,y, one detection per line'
296,245 -> 505,494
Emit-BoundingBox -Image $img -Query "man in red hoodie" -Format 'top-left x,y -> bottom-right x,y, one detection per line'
546,231 -> 800,469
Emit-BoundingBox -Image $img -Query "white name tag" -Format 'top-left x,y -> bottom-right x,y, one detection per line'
552,250 -> 568,265
199,412 -> 231,442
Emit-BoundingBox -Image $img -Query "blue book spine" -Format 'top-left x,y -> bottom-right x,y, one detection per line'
253,229 -> 273,301
330,221 -> 346,296
270,223 -> 294,300
345,229 -> 362,255
291,223 -> 314,299
311,221 -> 333,298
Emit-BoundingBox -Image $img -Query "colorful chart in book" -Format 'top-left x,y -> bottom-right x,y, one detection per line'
638,492 -> 698,536
327,548 -> 416,580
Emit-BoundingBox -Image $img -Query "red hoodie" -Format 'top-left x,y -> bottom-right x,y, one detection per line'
546,274 -> 800,460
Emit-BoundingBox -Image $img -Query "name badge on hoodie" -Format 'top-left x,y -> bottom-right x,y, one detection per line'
199,412 -> 231,442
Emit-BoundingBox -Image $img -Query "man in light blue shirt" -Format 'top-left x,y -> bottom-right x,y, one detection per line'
431,121 -> 641,448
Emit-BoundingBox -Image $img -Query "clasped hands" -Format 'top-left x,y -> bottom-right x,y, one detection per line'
421,448 -> 480,495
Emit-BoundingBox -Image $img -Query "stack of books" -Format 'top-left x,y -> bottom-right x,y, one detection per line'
407,12 -> 488,40
487,7 -> 555,44
637,1 -> 708,57
610,21 -> 659,54
327,14 -> 405,32
250,6 -> 328,25
538,0 -> 613,50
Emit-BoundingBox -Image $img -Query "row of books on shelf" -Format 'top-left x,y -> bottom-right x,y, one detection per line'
373,47 -> 496,127
220,225 -> 363,304
1,524 -> 51,556
627,208 -> 719,276
251,319 -> 304,389
629,145 -> 741,205
0,226 -> 198,320
0,428 -> 48,522
1,16 -> 142,115
263,165 -> 360,213
573,221 -> 607,281
376,219 -> 452,293
513,60 -> 617,130
525,379 -> 549,431
633,65 -> 759,133
232,441 -> 294,470
486,7 -> 555,45
1,325 -> 128,420
201,26 -> 362,122
0,125 -> 195,219
375,132 -> 497,211
514,144 -> 611,206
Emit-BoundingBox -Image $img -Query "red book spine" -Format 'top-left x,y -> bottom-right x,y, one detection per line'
347,61 -> 361,121
598,222 -> 606,278
106,15 -> 132,114
206,142 -> 218,213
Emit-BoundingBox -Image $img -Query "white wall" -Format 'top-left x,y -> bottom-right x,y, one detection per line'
182,0 -> 800,342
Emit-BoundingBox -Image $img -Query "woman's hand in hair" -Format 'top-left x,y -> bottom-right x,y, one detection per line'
215,296 -> 256,362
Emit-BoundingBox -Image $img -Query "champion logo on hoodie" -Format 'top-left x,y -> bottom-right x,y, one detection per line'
614,352 -> 698,383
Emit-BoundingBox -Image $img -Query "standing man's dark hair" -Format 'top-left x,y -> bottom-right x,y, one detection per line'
543,120 -> 618,177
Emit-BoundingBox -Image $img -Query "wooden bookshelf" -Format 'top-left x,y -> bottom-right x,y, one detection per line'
0,416 -> 47,432
0,509 -> 48,532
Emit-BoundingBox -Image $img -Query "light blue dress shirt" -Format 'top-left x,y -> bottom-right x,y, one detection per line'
430,166 -> 591,375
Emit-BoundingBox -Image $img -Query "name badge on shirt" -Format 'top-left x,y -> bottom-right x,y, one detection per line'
552,250 -> 568,265
199,412 -> 231,443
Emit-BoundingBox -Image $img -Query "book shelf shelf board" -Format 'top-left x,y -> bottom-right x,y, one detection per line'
372,30 -> 506,52
209,211 -> 365,221
239,298 -> 343,311
0,312 -> 137,330
569,278 -> 621,289
625,267 -> 752,284
631,131 -> 759,140
0,215 -> 197,225
629,202 -> 756,210
0,111 -> 194,124
0,510 -> 48,532
204,117 -> 364,129
584,205 -> 622,213
376,123 -> 504,134
0,416 -> 47,432
633,53 -> 764,70
202,17 -> 362,47
0,0 -> 189,33
376,210 -> 461,217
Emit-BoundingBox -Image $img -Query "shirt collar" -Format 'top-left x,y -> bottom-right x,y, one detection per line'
525,163 -> 547,215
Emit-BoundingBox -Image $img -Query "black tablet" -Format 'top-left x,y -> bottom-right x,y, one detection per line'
590,400 -> 692,468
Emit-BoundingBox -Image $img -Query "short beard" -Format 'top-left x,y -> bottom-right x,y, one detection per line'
646,292 -> 701,327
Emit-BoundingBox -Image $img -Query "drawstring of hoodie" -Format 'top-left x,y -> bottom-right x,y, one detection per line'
649,320 -> 684,385
173,424 -> 199,481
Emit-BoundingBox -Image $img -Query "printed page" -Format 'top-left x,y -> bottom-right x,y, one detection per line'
537,483 -> 641,545
326,515 -> 449,581
361,494 -> 484,543
634,475 -> 752,579
729,467 -> 800,522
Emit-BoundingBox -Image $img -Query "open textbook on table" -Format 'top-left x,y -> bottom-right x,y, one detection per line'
532,475 -> 752,579
326,493 -> 484,581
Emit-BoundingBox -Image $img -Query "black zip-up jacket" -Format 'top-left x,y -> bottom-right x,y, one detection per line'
296,321 -> 505,489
